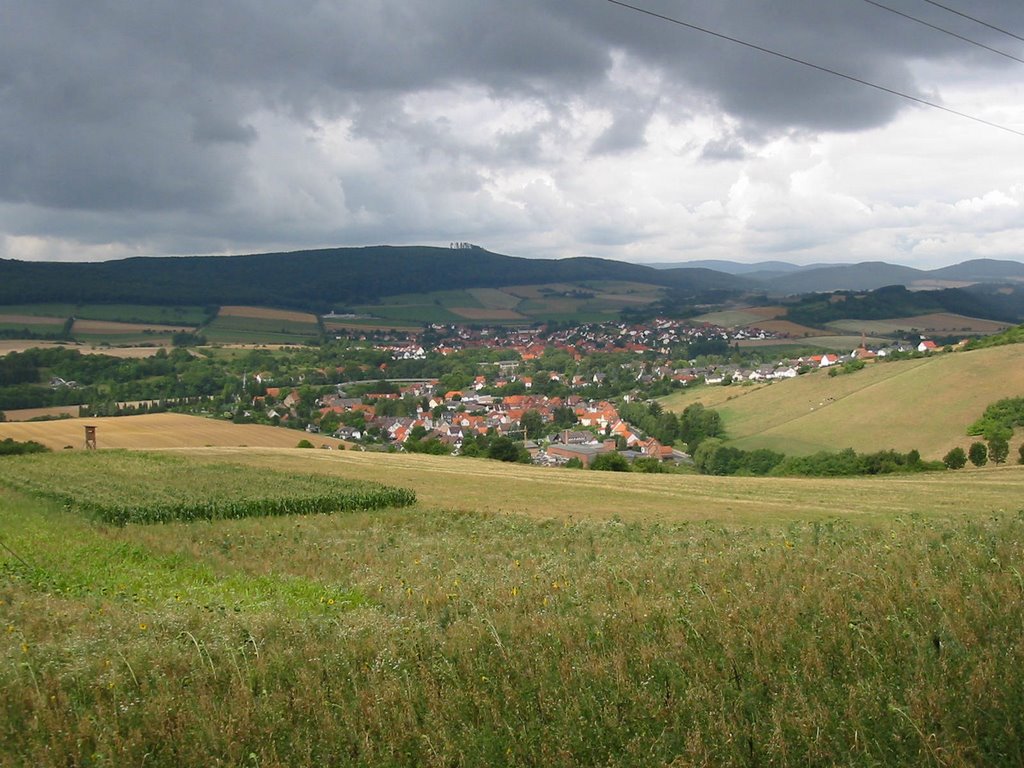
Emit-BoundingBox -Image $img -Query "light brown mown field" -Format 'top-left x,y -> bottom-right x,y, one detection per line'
71,319 -> 195,334
218,305 -> 319,324
177,446 -> 1024,524
0,341 -> 169,357
694,306 -> 788,326
662,345 -> 1024,459
0,413 -> 348,450
2,406 -> 79,421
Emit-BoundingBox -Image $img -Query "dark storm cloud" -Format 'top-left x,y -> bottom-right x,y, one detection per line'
2,0 -> 1021,259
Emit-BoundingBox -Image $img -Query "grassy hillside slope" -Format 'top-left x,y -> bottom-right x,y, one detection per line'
662,345 -> 1024,459
182,446 -> 1022,523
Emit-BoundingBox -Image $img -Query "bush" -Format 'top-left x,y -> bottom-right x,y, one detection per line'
631,457 -> 664,473
0,437 -> 50,456
296,439 -> 314,449
590,452 -> 631,472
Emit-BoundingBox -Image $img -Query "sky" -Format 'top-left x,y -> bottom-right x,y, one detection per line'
1,0 -> 1022,268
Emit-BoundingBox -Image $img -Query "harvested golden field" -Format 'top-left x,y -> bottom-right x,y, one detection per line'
754,318 -> 827,336
218,305 -> 319,323
0,413 -> 347,450
71,319 -> 195,334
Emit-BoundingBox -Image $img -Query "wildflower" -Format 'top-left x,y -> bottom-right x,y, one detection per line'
327,598 -> 335,605
139,623 -> 148,631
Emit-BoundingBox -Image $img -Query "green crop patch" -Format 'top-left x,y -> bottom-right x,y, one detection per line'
0,451 -> 416,525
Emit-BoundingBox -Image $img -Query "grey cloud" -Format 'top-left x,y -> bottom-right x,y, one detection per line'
2,0 -> 1022,261
701,136 -> 748,162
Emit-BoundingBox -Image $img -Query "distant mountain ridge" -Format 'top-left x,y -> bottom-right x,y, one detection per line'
0,246 -> 1020,313
0,245 -> 753,311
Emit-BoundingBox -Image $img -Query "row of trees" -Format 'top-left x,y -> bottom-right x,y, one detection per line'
943,439 -> 1022,469
693,442 -> 937,477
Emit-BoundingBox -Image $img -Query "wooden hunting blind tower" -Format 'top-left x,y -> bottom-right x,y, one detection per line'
84,425 -> 97,450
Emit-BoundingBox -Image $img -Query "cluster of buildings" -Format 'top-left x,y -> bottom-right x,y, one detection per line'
355,318 -> 782,361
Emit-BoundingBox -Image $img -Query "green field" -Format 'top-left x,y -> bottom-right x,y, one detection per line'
350,282 -> 664,325
0,304 -> 210,325
0,321 -> 65,336
2,447 -> 1023,765
661,345 -> 1024,459
736,334 -> 889,350
202,314 -> 320,344
825,313 -> 1009,337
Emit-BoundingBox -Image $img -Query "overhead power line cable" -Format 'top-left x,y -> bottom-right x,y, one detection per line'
859,0 -> 1024,65
604,0 -> 1024,138
920,0 -> 1024,44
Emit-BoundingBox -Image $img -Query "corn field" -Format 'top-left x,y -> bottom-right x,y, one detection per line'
0,451 -> 416,524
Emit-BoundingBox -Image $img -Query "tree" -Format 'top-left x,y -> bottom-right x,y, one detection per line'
486,436 -> 529,463
1019,443 -> 1024,465
552,406 -> 578,430
988,436 -> 1009,465
968,441 -> 988,467
520,410 -> 545,440
943,446 -> 967,470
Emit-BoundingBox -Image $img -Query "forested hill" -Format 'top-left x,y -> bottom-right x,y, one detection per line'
0,246 -> 751,311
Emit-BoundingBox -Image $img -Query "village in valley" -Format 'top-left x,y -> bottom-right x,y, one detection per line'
246,317 -> 949,468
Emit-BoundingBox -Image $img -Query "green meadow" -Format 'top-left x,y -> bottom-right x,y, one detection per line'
2,447 -> 1024,765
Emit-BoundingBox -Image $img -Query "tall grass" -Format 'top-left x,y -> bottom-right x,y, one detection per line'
3,475 -> 1023,766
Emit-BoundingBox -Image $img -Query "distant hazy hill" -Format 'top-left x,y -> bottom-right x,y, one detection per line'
644,259 -> 809,274
646,258 -> 1024,293
0,246 -> 751,311
929,258 -> 1024,282
759,262 -> 927,293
